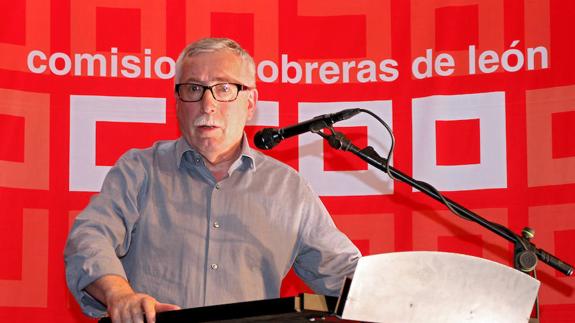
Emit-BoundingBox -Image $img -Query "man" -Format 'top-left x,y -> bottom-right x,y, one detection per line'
65,38 -> 360,323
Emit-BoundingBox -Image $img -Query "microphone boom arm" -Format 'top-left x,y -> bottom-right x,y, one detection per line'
319,128 -> 573,277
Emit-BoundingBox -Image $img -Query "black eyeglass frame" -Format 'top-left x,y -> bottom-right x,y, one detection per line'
175,82 -> 252,102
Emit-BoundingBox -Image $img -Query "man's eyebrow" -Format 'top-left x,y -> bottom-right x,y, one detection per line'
180,78 -> 201,83
181,77 -> 241,84
212,77 -> 234,82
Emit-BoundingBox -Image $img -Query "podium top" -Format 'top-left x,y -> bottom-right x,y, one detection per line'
98,293 -> 343,323
338,251 -> 540,323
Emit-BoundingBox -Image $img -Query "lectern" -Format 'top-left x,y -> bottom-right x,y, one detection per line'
337,252 -> 540,323
99,252 -> 540,323
98,293 -> 345,322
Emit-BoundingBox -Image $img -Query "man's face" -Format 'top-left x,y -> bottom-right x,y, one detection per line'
176,49 -> 256,161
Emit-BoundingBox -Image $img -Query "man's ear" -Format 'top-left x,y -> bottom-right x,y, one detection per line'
246,88 -> 258,121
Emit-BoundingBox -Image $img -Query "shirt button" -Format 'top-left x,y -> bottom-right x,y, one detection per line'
211,263 -> 219,270
215,184 -> 221,190
213,221 -> 220,228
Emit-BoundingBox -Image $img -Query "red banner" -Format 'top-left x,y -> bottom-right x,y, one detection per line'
1,1 -> 574,322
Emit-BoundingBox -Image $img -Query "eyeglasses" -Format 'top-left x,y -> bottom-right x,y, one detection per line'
175,82 -> 252,102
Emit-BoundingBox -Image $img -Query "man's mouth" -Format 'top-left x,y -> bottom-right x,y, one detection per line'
193,116 -> 221,129
197,124 -> 220,131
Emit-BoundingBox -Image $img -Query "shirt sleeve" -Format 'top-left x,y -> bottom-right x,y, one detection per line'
64,150 -> 147,317
292,180 -> 362,297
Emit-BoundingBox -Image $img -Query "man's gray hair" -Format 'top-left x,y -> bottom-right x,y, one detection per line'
174,37 -> 256,84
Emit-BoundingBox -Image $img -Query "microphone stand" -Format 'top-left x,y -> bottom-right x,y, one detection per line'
312,126 -> 573,277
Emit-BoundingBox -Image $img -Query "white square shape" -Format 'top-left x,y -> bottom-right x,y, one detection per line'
412,92 -> 507,192
298,100 -> 393,196
69,95 -> 166,192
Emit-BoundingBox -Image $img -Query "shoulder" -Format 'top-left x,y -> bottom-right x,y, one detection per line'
250,149 -> 318,195
251,149 -> 301,178
117,139 -> 178,167
102,139 -> 179,184
98,139 -> 179,192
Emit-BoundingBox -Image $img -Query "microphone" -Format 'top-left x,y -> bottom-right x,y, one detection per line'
254,108 -> 361,150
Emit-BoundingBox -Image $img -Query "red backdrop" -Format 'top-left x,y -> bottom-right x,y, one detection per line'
1,0 -> 574,322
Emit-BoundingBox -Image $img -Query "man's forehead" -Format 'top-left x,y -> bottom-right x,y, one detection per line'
184,49 -> 244,65
180,50 -> 254,83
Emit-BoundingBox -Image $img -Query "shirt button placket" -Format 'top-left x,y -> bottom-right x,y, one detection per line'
212,185 -> 221,229
206,178 -> 222,305
210,184 -> 220,280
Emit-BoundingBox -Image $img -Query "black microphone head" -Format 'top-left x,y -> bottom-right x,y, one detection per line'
254,128 -> 282,150
331,108 -> 361,123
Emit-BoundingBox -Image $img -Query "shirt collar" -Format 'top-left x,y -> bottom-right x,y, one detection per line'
176,135 -> 257,171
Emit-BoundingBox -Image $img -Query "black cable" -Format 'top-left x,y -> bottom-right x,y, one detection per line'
356,108 -> 528,250
357,109 -> 396,182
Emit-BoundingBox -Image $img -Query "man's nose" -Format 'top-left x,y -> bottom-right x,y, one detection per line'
200,88 -> 217,113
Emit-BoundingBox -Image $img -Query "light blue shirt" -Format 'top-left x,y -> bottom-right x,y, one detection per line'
64,136 -> 360,317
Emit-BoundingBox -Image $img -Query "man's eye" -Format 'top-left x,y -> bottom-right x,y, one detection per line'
190,85 -> 203,92
219,84 -> 232,92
